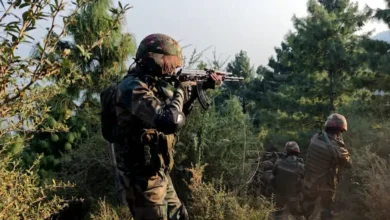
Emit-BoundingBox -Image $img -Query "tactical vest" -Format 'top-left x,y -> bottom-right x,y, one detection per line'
274,156 -> 304,196
114,74 -> 177,174
304,132 -> 340,188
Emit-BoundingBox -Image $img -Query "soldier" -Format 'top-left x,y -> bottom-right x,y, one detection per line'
247,156 -> 274,197
112,33 -> 222,220
248,148 -> 284,198
301,113 -> 352,220
270,141 -> 305,220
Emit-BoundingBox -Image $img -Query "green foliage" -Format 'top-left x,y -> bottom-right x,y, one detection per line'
226,50 -> 255,80
175,97 -> 261,188
26,0 -> 135,178
0,152 -> 73,220
56,134 -> 115,200
65,0 -> 136,93
241,0 -> 377,151
4,0 -> 390,219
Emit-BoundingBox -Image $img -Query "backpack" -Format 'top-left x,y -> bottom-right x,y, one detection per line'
100,82 -> 119,143
273,158 -> 304,196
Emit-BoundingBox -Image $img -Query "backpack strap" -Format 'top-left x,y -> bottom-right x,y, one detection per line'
322,131 -> 340,165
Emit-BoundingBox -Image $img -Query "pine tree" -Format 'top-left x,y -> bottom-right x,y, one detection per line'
27,0 -> 135,176
265,0 -> 373,130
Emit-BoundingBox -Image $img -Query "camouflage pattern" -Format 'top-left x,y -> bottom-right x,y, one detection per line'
301,131 -> 352,220
270,155 -> 305,220
113,70 -> 187,219
324,113 -> 347,132
118,164 -> 182,220
284,141 -> 300,154
135,34 -> 183,76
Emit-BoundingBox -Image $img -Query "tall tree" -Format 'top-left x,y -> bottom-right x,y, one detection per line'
27,0 -> 135,176
226,50 -> 255,82
220,50 -> 255,113
0,0 -> 129,216
266,0 -> 373,129
362,0 -> 390,92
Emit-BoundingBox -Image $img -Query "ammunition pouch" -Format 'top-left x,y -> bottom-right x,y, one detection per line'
140,129 -> 176,173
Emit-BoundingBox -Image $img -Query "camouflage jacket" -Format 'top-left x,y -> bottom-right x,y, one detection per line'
304,132 -> 352,189
270,156 -> 305,196
114,70 -> 186,173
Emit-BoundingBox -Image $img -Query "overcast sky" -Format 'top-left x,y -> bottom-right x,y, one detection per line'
8,0 -> 390,68
123,0 -> 388,68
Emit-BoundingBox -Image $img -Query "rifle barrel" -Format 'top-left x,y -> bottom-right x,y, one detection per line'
178,68 -> 233,76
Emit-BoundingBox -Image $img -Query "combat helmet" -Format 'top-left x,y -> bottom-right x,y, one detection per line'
324,113 -> 347,132
135,33 -> 183,76
284,141 -> 300,154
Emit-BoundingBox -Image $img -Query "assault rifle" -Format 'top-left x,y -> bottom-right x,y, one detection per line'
164,68 -> 244,110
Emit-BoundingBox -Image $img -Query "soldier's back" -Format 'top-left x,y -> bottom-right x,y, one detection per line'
274,157 -> 304,196
305,133 -> 333,177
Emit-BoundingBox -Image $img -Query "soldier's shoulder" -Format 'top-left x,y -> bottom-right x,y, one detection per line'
335,144 -> 349,156
309,132 -> 321,142
308,132 -> 325,148
118,75 -> 148,91
329,137 -> 346,149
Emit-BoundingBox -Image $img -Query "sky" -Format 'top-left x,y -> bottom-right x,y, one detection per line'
123,0 -> 389,67
6,0 -> 390,68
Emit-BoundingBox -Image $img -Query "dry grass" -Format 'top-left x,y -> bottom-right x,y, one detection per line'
333,114 -> 390,220
87,198 -> 132,220
186,164 -> 274,220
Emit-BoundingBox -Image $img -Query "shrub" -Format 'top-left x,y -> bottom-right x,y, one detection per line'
57,134 -> 116,201
186,164 -> 274,220
0,152 -> 73,220
333,112 -> 390,220
87,199 -> 131,220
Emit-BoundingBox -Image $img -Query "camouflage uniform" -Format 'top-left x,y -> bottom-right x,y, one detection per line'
270,141 -> 305,220
112,34 -> 194,220
301,114 -> 352,220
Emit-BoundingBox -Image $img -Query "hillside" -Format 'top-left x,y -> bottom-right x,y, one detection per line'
371,30 -> 390,42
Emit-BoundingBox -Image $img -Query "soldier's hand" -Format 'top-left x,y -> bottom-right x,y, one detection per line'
178,81 -> 196,89
210,72 -> 223,85
203,72 -> 223,89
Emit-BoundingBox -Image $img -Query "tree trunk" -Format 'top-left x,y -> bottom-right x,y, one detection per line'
329,70 -> 336,113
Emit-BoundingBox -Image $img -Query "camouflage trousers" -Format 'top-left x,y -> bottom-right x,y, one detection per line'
272,193 -> 303,220
118,168 -> 184,220
301,181 -> 335,220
